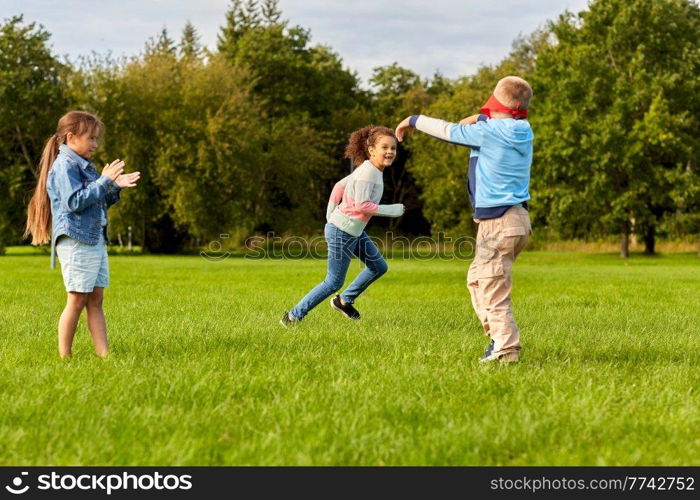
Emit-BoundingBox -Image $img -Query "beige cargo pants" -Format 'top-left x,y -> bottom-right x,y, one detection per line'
467,206 -> 531,357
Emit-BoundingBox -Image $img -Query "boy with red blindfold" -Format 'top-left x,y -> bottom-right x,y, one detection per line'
395,76 -> 533,364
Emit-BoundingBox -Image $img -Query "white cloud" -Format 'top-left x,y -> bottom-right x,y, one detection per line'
2,0 -> 590,84
278,0 -> 590,83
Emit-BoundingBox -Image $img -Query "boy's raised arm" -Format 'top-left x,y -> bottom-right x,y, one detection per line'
395,116 -> 413,142
395,114 -> 484,148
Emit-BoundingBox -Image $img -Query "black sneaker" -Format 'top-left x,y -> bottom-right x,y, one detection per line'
330,295 -> 360,320
279,311 -> 300,328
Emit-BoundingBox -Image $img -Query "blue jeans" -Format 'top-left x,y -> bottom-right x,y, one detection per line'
290,223 -> 388,320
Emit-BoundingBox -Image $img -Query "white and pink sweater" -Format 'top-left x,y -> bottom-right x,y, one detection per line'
326,160 -> 404,236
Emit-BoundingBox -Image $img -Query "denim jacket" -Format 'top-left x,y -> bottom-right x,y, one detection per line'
47,144 -> 121,268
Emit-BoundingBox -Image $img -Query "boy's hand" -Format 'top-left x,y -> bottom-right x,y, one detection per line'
115,172 -> 140,189
459,114 -> 480,125
395,116 -> 412,142
102,159 -> 125,181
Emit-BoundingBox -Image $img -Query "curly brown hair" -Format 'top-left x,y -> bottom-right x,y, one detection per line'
344,125 -> 397,167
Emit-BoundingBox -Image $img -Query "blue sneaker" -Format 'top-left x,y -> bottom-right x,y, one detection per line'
479,340 -> 519,363
480,340 -> 495,360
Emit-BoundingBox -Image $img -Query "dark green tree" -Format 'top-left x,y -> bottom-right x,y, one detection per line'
145,28 -> 176,56
218,0 -> 246,52
261,0 -> 282,23
217,0 -> 367,234
0,15 -> 70,252
530,0 -> 700,256
179,21 -> 204,60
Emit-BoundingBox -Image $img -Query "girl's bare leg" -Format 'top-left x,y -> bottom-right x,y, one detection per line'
86,287 -> 109,357
58,292 -> 88,358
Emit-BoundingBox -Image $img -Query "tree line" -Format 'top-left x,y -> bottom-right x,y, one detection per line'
0,0 -> 697,256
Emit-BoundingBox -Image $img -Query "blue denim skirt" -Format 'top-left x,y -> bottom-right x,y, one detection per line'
55,235 -> 109,293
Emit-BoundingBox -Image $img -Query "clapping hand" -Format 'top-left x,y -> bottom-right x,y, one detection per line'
103,159 -> 140,188
102,159 -> 124,180
115,171 -> 140,188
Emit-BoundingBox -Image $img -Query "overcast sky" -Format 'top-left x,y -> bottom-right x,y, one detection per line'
2,0 -> 590,86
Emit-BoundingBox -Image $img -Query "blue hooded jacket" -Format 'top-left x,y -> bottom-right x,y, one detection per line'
410,114 -> 532,219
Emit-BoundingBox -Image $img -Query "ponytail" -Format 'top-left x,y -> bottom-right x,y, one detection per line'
24,111 -> 105,245
24,136 -> 60,244
344,125 -> 396,167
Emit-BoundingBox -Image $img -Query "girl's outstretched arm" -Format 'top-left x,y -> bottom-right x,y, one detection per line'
375,203 -> 404,217
352,179 -> 404,218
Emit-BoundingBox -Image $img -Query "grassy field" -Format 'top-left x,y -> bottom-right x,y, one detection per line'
1,249 -> 698,466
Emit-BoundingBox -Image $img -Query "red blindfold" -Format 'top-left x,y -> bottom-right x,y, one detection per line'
480,94 -> 528,119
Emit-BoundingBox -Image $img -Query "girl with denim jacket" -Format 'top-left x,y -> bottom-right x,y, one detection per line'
25,111 -> 140,358
280,126 -> 404,326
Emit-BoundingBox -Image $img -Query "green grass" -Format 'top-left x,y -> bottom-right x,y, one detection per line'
1,250 -> 698,465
